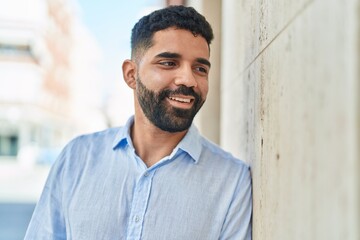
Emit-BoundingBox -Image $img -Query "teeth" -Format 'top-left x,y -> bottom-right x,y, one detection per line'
169,96 -> 191,103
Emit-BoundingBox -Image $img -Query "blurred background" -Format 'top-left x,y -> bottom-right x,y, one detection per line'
0,0 -> 359,239
0,0 -> 164,239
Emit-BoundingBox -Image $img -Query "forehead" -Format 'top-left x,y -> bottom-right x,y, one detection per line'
146,28 -> 210,59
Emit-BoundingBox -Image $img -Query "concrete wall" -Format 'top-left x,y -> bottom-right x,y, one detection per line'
188,0 -> 222,145
220,0 -> 360,239
187,0 -> 359,237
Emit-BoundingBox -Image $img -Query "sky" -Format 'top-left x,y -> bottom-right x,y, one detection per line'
76,1 -> 158,73
75,0 -> 164,125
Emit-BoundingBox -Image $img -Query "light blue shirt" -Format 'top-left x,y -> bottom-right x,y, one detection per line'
25,116 -> 252,240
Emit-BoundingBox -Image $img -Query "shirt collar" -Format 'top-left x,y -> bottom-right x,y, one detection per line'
175,124 -> 202,164
112,116 -> 202,163
112,116 -> 134,149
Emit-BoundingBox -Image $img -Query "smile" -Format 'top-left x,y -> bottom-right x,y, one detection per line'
168,96 -> 193,103
167,95 -> 195,109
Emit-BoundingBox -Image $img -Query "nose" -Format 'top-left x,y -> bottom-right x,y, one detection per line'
174,65 -> 198,88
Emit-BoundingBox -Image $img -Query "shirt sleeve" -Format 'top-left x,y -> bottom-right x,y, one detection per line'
24,146 -> 68,240
220,164 -> 252,240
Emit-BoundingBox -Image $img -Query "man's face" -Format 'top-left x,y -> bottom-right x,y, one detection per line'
135,28 -> 210,133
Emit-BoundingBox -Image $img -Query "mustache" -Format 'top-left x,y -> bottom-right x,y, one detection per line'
160,86 -> 200,100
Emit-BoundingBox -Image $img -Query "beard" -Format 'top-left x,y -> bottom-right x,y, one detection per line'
136,77 -> 205,133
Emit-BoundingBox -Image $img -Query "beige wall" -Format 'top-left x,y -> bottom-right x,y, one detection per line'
222,0 -> 360,239
191,0 -> 360,239
188,0 -> 222,145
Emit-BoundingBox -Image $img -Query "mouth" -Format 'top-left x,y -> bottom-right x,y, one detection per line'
167,95 -> 195,109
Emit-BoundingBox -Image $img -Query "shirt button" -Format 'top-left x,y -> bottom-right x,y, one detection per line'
144,172 -> 149,177
135,216 -> 140,222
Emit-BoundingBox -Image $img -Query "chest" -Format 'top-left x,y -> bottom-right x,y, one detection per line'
64,163 -> 231,240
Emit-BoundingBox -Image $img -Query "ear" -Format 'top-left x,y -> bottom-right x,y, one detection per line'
122,59 -> 137,89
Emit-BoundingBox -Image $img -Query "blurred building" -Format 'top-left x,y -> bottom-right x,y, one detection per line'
0,0 -> 106,165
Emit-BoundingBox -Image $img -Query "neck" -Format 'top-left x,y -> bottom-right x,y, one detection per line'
131,114 -> 188,167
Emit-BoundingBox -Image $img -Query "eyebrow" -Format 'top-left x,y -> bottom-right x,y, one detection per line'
155,52 -> 211,68
196,58 -> 211,68
155,52 -> 181,59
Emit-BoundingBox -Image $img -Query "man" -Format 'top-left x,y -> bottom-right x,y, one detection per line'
25,5 -> 252,240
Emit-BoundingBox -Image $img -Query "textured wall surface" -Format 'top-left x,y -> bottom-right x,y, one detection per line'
190,0 -> 222,144
220,0 -> 360,239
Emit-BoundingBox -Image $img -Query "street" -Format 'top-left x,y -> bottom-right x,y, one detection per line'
0,161 -> 50,239
0,202 -> 35,240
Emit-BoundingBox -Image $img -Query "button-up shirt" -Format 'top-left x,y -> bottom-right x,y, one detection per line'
25,116 -> 252,240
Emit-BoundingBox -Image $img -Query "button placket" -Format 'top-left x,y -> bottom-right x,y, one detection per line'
126,170 -> 154,239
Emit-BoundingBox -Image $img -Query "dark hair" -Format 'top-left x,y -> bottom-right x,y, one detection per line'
130,5 -> 214,59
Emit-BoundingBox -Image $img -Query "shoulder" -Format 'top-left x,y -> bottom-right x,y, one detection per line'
47,127 -> 124,183
196,136 -> 252,203
71,127 -> 122,146
54,127 -> 123,166
61,127 -> 126,155
199,136 -> 249,170
197,136 -> 251,186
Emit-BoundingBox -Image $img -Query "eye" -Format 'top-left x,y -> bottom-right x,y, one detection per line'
194,66 -> 209,74
159,61 -> 177,67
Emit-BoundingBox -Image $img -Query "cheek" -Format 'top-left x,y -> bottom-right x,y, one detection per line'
139,69 -> 172,90
198,81 -> 209,99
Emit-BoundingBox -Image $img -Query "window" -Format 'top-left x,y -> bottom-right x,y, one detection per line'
0,135 -> 19,157
0,43 -> 34,59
